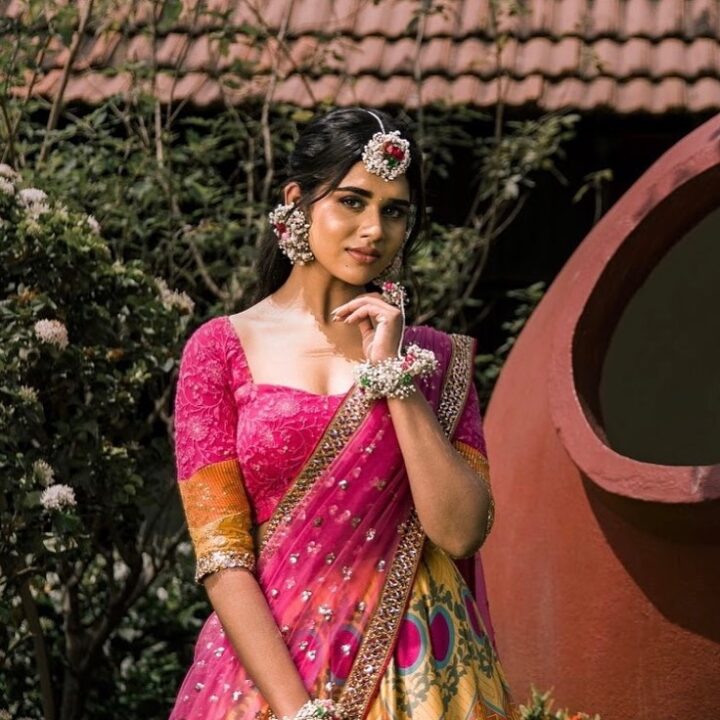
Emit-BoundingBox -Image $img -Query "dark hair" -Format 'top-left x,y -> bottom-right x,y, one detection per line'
252,107 -> 426,302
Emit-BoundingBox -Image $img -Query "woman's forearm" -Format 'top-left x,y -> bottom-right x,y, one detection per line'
387,388 -> 491,557
204,568 -> 309,717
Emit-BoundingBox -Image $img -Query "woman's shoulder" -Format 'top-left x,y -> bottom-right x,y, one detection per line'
179,316 -> 235,369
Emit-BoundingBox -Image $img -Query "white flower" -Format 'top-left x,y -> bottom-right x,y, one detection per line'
18,187 -> 51,219
18,187 -> 47,205
503,174 -> 522,200
155,586 -> 169,602
18,385 -> 39,403
0,163 -> 19,180
155,277 -> 195,314
33,459 -> 55,486
0,177 -> 15,196
34,319 -> 69,350
113,560 -> 130,582
40,483 -> 76,511
120,656 -> 134,677
176,540 -> 192,557
86,214 -> 101,233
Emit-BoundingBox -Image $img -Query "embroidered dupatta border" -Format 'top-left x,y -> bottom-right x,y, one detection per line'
339,333 -> 475,718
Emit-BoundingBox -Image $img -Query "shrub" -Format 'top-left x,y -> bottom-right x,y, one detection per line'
0,164 -> 198,718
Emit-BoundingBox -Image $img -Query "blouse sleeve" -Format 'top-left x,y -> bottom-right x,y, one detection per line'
452,372 -> 495,545
174,319 -> 255,583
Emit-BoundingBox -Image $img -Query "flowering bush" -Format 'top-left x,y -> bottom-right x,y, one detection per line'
0,165 -> 197,718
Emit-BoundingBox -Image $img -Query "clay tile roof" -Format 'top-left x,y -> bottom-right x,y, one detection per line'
4,0 -> 720,113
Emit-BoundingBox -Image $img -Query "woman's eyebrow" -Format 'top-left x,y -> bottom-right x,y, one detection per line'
335,185 -> 410,206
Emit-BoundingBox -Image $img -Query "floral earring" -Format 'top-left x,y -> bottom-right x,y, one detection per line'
268,203 -> 314,265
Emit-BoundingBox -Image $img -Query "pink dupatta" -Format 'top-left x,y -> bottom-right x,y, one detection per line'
170,327 -> 476,719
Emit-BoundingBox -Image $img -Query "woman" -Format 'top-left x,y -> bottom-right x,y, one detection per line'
169,108 -> 517,720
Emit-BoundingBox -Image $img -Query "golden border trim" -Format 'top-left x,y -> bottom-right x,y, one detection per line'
339,332 -> 476,717
259,386 -> 372,556
439,334 -> 475,438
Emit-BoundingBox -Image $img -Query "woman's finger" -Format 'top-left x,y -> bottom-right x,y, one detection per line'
343,304 -> 400,326
332,294 -> 392,319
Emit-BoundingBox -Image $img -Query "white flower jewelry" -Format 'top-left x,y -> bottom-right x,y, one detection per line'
361,110 -> 411,182
354,280 -> 438,399
379,280 -> 407,308
277,699 -> 341,720
354,344 -> 439,400
268,202 -> 314,265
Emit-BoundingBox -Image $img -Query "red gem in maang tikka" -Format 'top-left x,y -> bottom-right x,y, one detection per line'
383,141 -> 405,163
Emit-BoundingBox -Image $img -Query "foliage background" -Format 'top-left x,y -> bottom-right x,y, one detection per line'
0,1 -> 607,718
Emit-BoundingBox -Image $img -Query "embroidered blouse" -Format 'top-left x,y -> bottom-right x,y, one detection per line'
174,316 -> 492,582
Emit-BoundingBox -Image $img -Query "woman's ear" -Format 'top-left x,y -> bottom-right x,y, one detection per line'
283,182 -> 301,206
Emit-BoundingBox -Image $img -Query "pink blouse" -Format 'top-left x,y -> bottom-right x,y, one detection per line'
174,316 -> 487,526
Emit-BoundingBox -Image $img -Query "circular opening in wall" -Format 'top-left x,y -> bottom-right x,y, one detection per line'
597,205 -> 720,466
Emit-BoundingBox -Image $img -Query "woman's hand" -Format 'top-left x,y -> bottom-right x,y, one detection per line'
331,292 -> 402,362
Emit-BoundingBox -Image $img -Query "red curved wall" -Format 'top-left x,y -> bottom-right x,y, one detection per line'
481,115 -> 720,719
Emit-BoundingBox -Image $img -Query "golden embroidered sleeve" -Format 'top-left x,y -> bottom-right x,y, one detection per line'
174,319 -> 255,583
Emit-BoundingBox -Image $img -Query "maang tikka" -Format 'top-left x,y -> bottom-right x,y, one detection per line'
268,202 -> 314,265
361,111 -> 411,182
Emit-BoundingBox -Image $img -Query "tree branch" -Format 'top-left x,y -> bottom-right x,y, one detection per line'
19,577 -> 56,720
38,0 -> 95,165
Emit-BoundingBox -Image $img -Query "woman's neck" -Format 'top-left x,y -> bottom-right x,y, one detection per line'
272,265 -> 365,324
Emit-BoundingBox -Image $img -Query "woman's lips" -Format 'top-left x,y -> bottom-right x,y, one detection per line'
346,248 -> 380,264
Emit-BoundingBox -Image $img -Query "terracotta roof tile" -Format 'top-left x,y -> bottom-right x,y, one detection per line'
587,0 -> 621,37
7,0 -> 720,113
688,76 -> 720,111
687,37 -> 720,75
581,76 -> 616,110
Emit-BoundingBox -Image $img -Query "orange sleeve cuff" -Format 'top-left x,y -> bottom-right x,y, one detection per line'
452,439 -> 495,544
178,459 -> 255,582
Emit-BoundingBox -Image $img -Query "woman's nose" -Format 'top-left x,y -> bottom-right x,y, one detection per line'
359,207 -> 383,240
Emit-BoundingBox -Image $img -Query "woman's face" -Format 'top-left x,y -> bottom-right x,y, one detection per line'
286,161 -> 411,286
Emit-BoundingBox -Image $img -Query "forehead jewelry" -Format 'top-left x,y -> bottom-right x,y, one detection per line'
361,111 -> 411,182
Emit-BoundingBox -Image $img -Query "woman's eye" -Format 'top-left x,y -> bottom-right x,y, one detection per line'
340,196 -> 363,209
383,205 -> 408,219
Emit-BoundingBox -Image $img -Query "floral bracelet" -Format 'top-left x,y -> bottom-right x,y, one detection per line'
277,698 -> 341,720
354,344 -> 438,400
